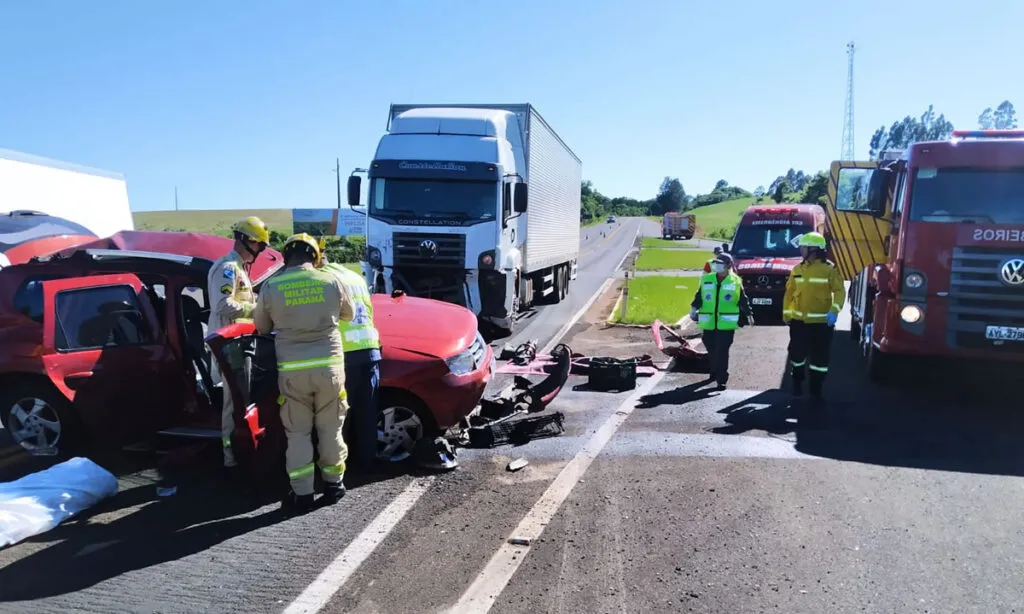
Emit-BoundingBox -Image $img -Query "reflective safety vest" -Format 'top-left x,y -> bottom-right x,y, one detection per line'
697,271 -> 742,331
782,259 -> 846,324
323,263 -> 381,352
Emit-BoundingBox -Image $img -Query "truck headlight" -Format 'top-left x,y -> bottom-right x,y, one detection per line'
904,273 -> 924,289
366,246 -> 382,267
900,305 -> 923,324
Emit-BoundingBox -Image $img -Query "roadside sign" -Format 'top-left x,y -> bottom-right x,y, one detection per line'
292,208 -> 365,237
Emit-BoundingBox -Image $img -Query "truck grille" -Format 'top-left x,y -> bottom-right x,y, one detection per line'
393,232 -> 466,267
948,247 -> 1024,354
741,273 -> 788,290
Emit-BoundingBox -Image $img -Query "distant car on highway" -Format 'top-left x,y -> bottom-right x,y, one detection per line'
0,231 -> 493,470
607,216 -> 616,223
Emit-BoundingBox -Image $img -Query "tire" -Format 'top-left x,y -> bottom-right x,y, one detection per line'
376,389 -> 438,463
0,379 -> 83,455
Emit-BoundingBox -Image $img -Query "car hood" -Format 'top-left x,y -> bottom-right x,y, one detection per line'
371,293 -> 477,359
51,230 -> 284,284
733,256 -> 800,276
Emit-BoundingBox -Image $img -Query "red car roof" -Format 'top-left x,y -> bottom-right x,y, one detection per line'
52,230 -> 285,284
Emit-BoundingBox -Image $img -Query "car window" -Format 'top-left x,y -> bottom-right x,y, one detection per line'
54,284 -> 155,351
13,276 -> 61,323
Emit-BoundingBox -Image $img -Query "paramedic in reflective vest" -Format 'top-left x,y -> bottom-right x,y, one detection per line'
782,232 -> 845,404
321,258 -> 382,472
207,216 -> 270,468
253,233 -> 356,514
690,252 -> 753,390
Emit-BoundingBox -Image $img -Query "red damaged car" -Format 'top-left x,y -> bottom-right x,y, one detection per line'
0,231 -> 493,467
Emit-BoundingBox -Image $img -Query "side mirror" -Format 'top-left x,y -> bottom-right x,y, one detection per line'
513,184 -> 528,213
347,175 -> 361,208
866,168 -> 890,216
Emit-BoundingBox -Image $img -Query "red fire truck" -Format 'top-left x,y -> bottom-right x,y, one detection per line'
825,130 -> 1024,382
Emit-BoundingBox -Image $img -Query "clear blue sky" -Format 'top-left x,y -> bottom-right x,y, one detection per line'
1,0 -> 1021,213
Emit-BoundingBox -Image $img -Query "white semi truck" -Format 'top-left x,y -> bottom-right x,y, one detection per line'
347,103 -> 582,334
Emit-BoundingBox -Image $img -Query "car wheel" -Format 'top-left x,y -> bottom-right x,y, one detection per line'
376,391 -> 437,463
0,380 -> 81,456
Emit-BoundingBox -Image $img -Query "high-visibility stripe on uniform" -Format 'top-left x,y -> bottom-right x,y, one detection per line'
222,436 -> 231,448
791,359 -> 806,367
809,364 -> 829,373
320,462 -> 345,477
288,462 -> 315,480
278,356 -> 345,372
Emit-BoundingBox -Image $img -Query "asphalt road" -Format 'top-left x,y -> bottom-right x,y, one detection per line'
3,218 -> 1021,614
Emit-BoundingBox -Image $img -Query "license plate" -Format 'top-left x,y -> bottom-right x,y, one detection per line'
985,326 -> 1024,341
751,298 -> 773,305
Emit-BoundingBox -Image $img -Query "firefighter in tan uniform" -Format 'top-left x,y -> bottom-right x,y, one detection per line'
207,216 -> 270,468
782,232 -> 846,405
253,233 -> 356,514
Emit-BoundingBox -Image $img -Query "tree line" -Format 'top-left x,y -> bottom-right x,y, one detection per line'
581,99 -> 1017,223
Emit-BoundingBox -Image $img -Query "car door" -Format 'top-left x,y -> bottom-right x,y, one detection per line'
40,274 -> 185,447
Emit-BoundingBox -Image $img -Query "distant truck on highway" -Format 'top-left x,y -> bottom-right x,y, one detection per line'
347,103 -> 582,335
729,203 -> 826,317
661,211 -> 695,240
824,129 -> 1024,382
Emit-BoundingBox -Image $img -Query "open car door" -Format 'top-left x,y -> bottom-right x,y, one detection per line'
41,274 -> 185,447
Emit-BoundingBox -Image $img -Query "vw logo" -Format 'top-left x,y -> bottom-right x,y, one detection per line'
756,275 -> 769,286
418,239 -> 439,259
999,258 -> 1024,287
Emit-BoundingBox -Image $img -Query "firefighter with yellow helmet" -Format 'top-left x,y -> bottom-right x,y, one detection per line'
782,231 -> 845,404
319,248 -> 383,474
253,233 -> 356,514
208,216 -> 270,468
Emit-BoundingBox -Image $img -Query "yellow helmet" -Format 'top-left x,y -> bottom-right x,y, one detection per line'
232,216 -> 270,244
282,232 -> 322,263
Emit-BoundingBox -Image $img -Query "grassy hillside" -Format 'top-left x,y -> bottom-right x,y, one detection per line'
133,209 -> 294,236
691,196 -> 768,240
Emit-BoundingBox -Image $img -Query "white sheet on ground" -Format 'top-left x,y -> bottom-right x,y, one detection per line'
0,456 -> 118,548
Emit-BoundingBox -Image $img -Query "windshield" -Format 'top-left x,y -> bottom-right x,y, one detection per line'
731,224 -> 812,258
909,167 -> 1024,224
370,177 -> 497,221
0,216 -> 96,252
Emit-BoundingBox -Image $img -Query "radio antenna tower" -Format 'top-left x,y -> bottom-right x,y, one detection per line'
841,41 -> 855,159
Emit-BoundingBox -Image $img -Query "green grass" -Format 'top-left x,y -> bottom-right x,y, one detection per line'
133,209 -> 295,236
614,276 -> 699,325
690,196 -> 767,240
582,215 -> 608,228
641,237 -> 701,249
635,248 -> 713,271
343,262 -> 361,273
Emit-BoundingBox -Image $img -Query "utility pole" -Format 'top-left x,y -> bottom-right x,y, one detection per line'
174,186 -> 179,211
841,41 -> 856,159
335,157 -> 342,210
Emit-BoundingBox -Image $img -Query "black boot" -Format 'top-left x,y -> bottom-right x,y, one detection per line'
281,490 -> 315,515
791,378 -> 803,398
321,482 -> 346,506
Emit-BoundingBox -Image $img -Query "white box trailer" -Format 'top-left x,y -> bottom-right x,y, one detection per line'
350,103 -> 582,333
0,149 -> 133,239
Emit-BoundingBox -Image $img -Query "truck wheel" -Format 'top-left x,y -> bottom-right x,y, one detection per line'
865,342 -> 894,385
0,379 -> 83,455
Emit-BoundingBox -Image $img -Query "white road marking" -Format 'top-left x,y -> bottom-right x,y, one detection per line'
448,368 -> 668,613
540,221 -> 642,355
282,477 -> 435,614
282,220 -> 646,613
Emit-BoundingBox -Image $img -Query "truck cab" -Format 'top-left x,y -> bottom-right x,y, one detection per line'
348,104 -> 581,335
825,130 -> 1024,382
729,204 -> 826,318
